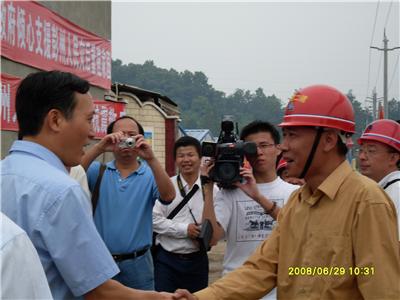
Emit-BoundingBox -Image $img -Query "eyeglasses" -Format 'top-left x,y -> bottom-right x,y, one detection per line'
356,146 -> 391,157
256,143 -> 277,151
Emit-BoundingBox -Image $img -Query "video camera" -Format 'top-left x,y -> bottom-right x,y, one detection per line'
201,116 -> 257,189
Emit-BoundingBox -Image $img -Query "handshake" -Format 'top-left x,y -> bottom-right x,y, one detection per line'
157,289 -> 197,300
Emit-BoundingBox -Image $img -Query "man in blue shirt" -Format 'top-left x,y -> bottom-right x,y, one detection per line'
82,116 -> 175,290
1,70 -> 178,300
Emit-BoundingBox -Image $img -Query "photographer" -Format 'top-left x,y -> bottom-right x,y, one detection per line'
81,116 -> 175,290
152,136 -> 218,293
202,120 -> 299,300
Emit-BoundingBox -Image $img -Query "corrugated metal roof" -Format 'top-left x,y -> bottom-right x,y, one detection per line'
111,83 -> 178,107
185,129 -> 214,142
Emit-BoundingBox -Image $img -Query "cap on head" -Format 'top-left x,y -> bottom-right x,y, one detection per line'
358,119 -> 400,152
278,85 -> 355,133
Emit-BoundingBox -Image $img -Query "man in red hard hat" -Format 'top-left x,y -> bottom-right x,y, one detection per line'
175,85 -> 400,300
358,119 -> 400,239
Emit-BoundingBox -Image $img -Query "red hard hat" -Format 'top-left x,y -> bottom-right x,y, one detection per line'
279,85 -> 355,133
276,158 -> 288,172
358,119 -> 400,152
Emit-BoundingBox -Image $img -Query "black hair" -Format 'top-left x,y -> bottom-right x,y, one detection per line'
240,120 -> 280,144
106,116 -> 144,135
16,70 -> 90,138
174,136 -> 201,159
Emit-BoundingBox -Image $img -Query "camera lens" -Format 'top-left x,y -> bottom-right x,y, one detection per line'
217,162 -> 237,181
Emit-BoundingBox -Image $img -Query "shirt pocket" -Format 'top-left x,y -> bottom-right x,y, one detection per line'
303,231 -> 352,267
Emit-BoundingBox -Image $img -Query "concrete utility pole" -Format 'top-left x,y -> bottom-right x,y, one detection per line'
371,29 -> 400,118
366,88 -> 383,120
366,88 -> 378,120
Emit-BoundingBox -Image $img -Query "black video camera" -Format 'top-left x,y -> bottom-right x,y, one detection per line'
201,116 -> 257,189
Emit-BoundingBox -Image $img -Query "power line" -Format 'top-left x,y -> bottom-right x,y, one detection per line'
383,0 -> 394,29
388,53 -> 399,93
366,0 -> 381,99
374,51 -> 383,88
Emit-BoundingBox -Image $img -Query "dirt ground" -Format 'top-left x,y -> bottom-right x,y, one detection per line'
208,240 -> 226,284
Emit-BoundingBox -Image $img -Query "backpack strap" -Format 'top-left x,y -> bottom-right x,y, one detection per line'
91,163 -> 107,215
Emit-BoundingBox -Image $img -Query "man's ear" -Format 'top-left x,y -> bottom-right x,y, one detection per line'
321,130 -> 338,152
45,109 -> 65,133
388,152 -> 400,167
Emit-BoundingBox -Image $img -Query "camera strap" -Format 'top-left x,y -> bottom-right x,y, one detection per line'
177,174 -> 186,198
167,178 -> 199,220
152,179 -> 199,250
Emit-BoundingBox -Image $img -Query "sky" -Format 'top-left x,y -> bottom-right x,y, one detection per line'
112,1 -> 399,110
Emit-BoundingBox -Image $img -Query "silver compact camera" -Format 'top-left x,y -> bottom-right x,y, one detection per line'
118,137 -> 136,149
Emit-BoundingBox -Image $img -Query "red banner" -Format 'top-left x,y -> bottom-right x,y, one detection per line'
1,73 -> 19,131
92,101 -> 126,138
1,1 -> 111,90
1,73 -> 125,138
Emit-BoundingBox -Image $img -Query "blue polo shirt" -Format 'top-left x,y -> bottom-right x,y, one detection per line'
1,141 -> 119,299
87,160 -> 160,254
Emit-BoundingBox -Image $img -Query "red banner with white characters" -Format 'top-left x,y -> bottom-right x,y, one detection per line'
1,73 -> 19,131
1,73 -> 125,138
92,100 -> 126,138
1,1 -> 111,89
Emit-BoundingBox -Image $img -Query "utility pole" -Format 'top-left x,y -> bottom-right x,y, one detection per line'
370,29 -> 400,118
366,87 -> 383,120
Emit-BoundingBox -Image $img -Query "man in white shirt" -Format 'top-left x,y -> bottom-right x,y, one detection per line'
153,136 -> 218,293
202,121 -> 299,300
1,212 -> 53,299
358,119 -> 400,239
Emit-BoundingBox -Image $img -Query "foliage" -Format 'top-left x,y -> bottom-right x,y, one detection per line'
112,59 -> 284,135
112,59 -> 399,137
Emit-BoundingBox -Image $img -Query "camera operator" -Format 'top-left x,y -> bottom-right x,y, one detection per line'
152,136 -> 219,293
202,120 -> 299,300
81,115 -> 175,291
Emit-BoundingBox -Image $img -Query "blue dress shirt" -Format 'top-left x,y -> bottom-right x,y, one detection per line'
1,141 -> 119,299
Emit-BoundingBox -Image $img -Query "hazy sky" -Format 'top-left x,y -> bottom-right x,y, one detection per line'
112,1 -> 399,109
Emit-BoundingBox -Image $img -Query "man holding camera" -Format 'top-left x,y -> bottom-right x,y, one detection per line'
202,120 -> 299,300
81,115 -> 175,291
152,136 -> 218,293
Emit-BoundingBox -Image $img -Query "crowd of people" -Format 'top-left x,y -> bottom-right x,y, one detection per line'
1,70 -> 399,300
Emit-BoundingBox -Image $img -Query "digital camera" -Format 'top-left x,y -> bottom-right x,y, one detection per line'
118,137 -> 136,149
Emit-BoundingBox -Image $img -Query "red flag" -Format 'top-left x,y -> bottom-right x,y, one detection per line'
378,102 -> 384,119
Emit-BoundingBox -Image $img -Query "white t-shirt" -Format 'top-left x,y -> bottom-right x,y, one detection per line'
1,212 -> 53,299
379,170 -> 400,240
69,165 -> 92,210
215,177 -> 299,299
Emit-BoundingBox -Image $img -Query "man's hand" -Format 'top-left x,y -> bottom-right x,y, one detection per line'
187,223 -> 201,239
200,158 -> 214,177
95,131 -> 125,153
234,167 -> 262,202
173,289 -> 197,300
134,134 -> 156,161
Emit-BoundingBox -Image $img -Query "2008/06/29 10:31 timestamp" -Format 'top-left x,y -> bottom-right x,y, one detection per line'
288,266 -> 375,276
